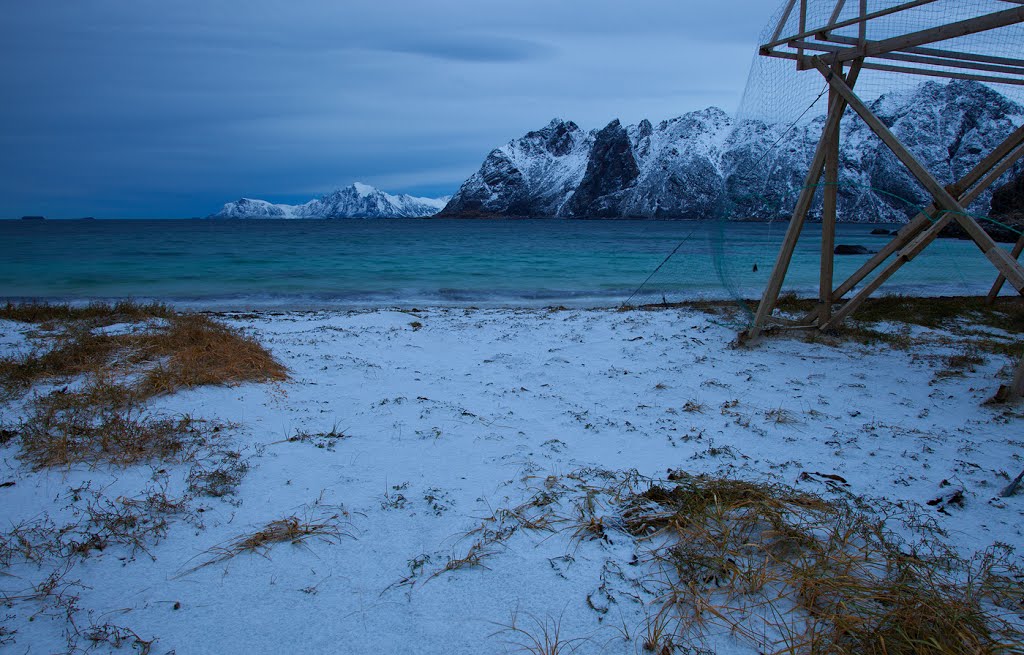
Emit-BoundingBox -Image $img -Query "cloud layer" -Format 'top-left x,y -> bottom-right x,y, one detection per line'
0,0 -> 770,217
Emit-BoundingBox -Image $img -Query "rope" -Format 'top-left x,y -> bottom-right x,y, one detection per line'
621,229 -> 696,308
623,81 -> 833,311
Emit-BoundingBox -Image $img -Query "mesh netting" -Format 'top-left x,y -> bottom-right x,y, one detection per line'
625,0 -> 1024,318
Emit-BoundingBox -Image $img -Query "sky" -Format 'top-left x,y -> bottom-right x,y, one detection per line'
0,0 -> 774,218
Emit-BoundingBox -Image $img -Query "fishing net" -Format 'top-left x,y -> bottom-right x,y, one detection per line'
625,0 -> 1024,320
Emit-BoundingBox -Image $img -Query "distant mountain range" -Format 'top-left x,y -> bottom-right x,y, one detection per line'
213,80 -> 1023,223
211,183 -> 449,219
441,80 -> 1024,222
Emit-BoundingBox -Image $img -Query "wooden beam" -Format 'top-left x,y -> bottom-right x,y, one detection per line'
820,212 -> 955,330
987,233 -> 1024,303
899,43 -> 1024,69
798,0 -> 808,64
771,0 -> 798,43
819,34 -> 1024,76
856,61 -> 1024,86
826,0 -> 847,29
811,55 -> 1024,292
858,0 -> 867,48
761,0 -> 939,52
820,68 -> 842,322
765,49 -> 1024,85
823,34 -> 1024,75
745,61 -> 863,341
808,137 -> 1024,329
829,7 -> 1024,63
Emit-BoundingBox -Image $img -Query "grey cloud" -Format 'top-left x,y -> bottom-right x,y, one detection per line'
380,35 -> 557,63
0,0 -> 774,217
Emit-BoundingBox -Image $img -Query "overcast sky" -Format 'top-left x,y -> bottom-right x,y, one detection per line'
1,1 -> 774,218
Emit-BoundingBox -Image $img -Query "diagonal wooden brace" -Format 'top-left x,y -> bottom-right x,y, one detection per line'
812,56 -> 1024,294
802,136 -> 1024,327
987,234 -> 1024,303
830,123 -> 1024,304
744,59 -> 862,341
820,211 -> 955,330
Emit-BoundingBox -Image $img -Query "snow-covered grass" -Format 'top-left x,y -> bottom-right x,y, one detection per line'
0,303 -> 1022,654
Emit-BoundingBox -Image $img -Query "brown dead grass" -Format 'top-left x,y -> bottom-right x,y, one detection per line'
135,313 -> 288,397
623,473 -> 1024,655
17,380 -> 218,468
0,300 -> 175,326
0,304 -> 287,398
0,302 -> 286,468
181,505 -> 349,575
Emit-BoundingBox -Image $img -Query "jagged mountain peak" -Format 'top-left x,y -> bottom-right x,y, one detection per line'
441,79 -> 1023,221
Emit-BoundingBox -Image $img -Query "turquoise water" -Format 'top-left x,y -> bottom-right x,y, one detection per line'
0,219 -> 1011,309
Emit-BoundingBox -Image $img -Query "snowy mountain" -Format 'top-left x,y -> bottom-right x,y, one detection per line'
212,183 -> 449,219
441,80 -> 1024,222
439,119 -> 594,217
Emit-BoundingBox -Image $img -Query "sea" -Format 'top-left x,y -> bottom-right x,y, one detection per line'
0,218 -> 1013,310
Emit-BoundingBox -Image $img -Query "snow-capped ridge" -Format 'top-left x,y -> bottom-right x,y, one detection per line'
441,80 -> 1024,222
211,183 -> 448,219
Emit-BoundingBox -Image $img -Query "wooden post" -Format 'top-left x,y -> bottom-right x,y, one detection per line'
811,55 -> 1024,292
745,61 -> 863,341
858,0 -> 867,48
1012,357 -> 1024,400
987,233 -> 1024,303
819,63 -> 843,323
797,0 -> 808,66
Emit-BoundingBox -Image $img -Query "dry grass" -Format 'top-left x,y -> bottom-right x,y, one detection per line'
622,473 -> 1024,655
0,303 -> 288,399
0,485 -> 190,567
0,302 -> 286,469
181,505 -> 349,575
187,450 -> 249,497
491,610 -> 585,655
136,313 -> 288,397
15,380 -> 218,468
0,300 -> 175,325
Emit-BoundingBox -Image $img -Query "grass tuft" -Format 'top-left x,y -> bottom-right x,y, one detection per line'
0,303 -> 288,399
622,473 -> 1024,655
182,505 -> 350,575
16,381 -> 218,468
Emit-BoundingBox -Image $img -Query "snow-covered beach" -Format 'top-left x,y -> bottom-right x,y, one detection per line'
1,304 -> 1021,654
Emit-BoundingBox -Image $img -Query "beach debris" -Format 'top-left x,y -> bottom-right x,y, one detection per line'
999,468 -> 1024,498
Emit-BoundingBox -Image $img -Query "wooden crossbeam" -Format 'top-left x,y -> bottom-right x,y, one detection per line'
826,0 -> 848,29
822,34 -> 1024,75
760,0 -> 939,52
987,234 -> 1024,302
820,212 -> 954,330
800,141 -> 1024,328
829,123 -> 1024,306
828,6 -> 1024,63
811,56 -> 1024,292
774,45 -> 1024,85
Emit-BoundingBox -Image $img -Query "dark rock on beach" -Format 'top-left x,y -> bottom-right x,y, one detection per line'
834,244 -> 874,255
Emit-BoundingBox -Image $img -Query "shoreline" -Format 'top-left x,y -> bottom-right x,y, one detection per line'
2,288 -> 1020,314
